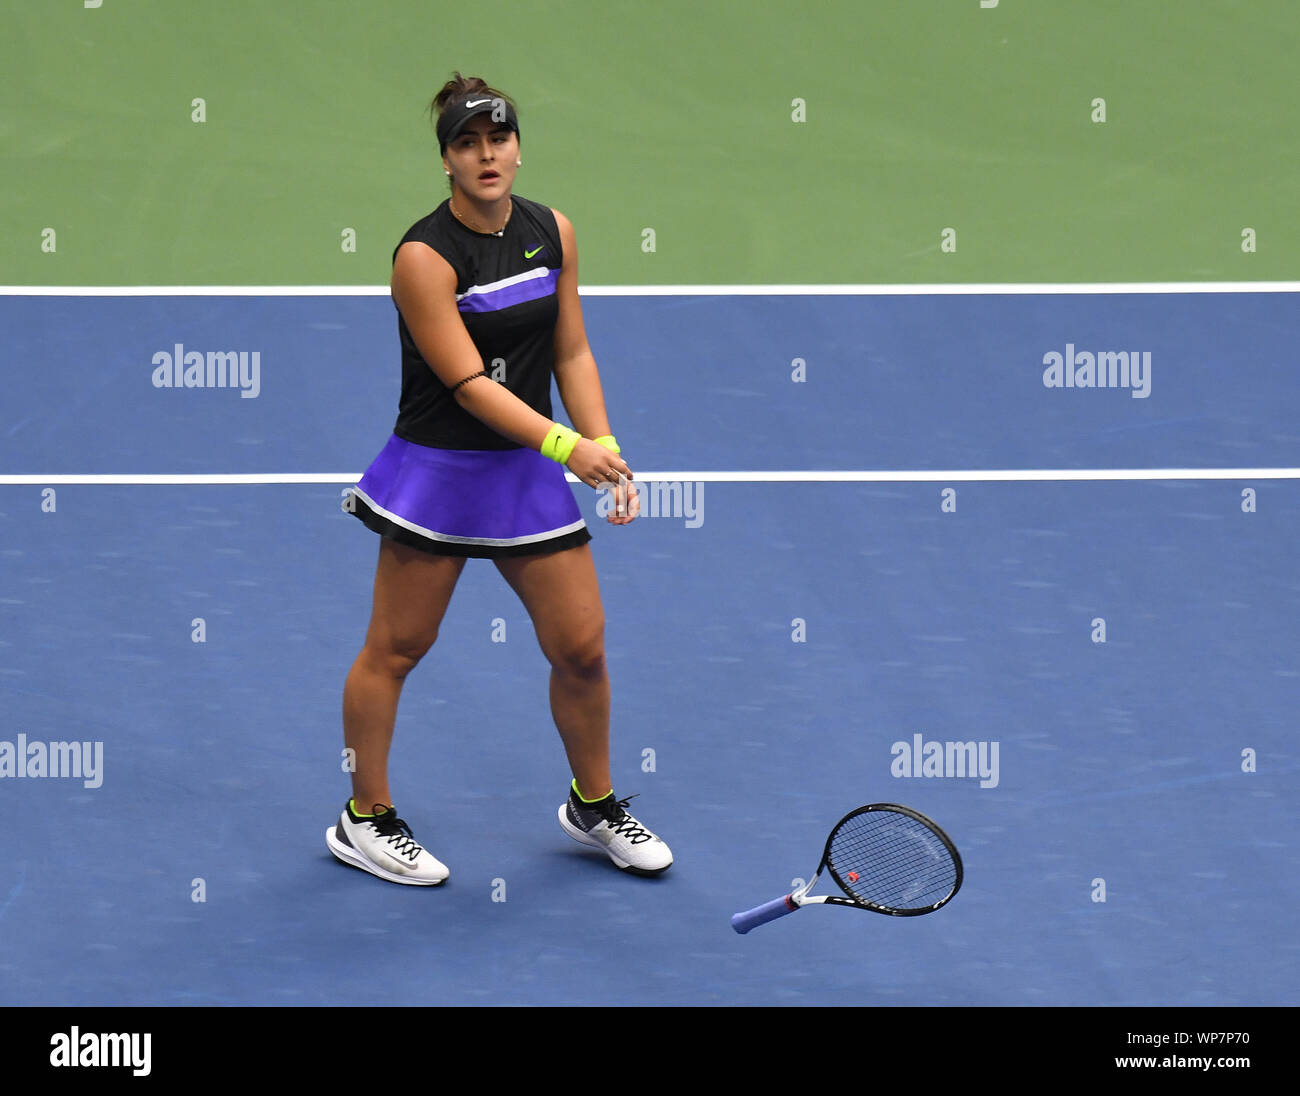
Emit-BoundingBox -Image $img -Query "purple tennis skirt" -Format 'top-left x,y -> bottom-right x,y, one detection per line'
350,434 -> 592,559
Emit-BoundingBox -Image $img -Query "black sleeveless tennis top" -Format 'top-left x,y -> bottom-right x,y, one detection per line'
390,195 -> 563,450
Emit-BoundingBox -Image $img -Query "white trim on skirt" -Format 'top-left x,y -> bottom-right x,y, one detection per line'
350,486 -> 588,548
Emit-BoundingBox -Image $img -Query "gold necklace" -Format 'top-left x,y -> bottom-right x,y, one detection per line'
450,198 -> 512,237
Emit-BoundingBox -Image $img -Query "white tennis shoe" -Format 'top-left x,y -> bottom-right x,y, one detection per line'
559,786 -> 673,876
326,801 -> 449,885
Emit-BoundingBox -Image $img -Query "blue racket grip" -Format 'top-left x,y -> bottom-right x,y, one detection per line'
731,895 -> 797,934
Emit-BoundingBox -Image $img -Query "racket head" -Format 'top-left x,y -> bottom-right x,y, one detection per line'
821,803 -> 962,916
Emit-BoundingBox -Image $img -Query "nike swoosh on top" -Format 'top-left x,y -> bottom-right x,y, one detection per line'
465,98 -> 492,108
524,246 -> 544,259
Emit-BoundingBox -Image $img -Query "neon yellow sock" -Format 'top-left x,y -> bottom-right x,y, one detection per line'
572,779 -> 612,804
349,798 -> 382,818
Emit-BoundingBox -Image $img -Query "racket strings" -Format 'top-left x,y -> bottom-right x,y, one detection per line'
828,812 -> 957,910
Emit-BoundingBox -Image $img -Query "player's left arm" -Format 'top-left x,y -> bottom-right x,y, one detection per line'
551,209 -> 614,439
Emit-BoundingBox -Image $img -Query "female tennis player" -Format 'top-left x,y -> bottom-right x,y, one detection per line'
325,73 -> 672,884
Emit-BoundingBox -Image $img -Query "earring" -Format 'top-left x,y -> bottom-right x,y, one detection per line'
517,159 -> 522,166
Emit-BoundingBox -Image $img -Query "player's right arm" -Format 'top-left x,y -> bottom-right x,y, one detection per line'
391,241 -> 555,450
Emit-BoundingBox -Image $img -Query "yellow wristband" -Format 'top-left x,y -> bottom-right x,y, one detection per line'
541,423 -> 581,464
593,434 -> 620,454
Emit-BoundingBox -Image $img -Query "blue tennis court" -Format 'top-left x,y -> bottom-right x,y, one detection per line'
1,290 -> 1296,1006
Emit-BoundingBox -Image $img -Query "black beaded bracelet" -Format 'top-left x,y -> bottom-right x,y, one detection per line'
449,370 -> 487,393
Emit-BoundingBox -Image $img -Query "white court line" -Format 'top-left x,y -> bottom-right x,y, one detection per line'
2,282 -> 1300,296
581,283 -> 1300,297
2,469 -> 1297,486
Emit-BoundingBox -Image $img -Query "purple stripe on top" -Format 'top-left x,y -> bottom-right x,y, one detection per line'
457,268 -> 558,314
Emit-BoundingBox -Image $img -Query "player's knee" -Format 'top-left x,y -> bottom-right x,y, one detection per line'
552,628 -> 606,680
368,631 -> 437,679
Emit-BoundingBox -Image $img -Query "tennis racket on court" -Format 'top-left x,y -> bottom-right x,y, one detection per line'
731,803 -> 962,933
